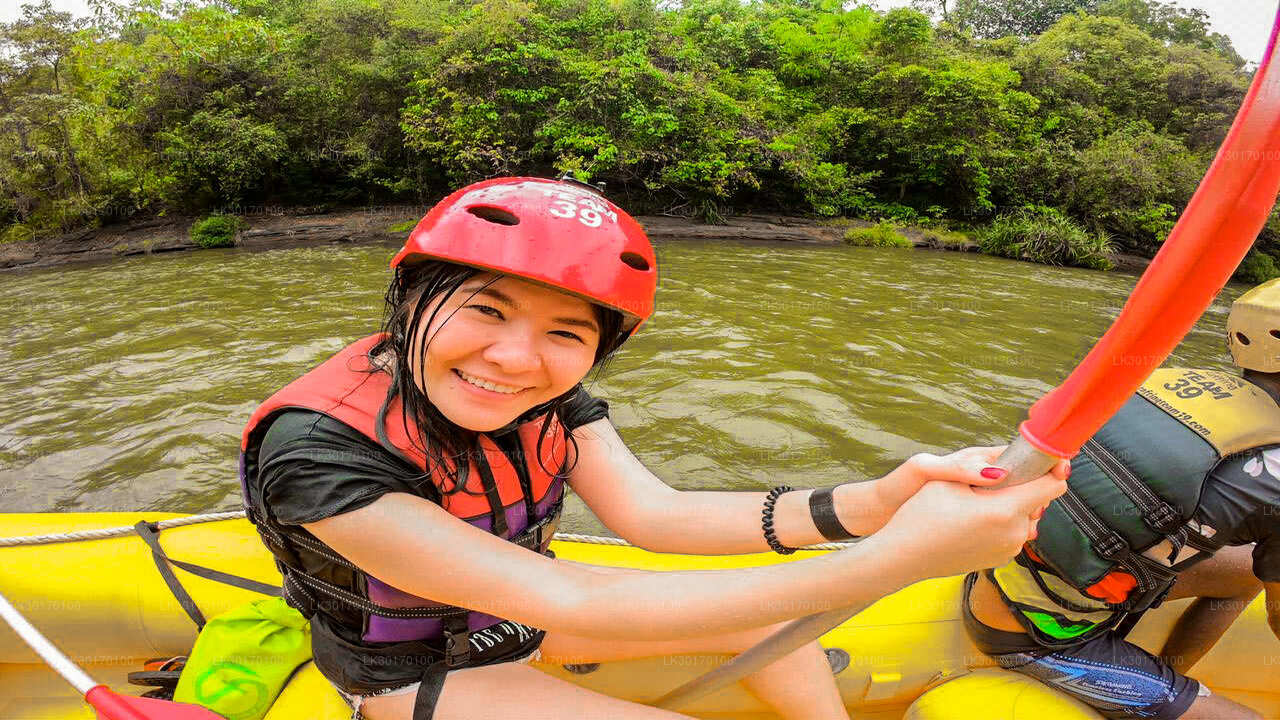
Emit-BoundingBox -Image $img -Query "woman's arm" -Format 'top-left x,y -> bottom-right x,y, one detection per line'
304,491 -> 912,640
303,474 -> 1064,641
568,418 -> 1054,554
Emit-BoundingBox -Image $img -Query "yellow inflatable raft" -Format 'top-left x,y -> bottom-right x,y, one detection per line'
1,513 -> 1277,720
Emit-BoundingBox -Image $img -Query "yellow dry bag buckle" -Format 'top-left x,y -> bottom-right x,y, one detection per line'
173,597 -> 313,720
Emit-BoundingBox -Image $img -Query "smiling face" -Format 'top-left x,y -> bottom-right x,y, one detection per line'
408,273 -> 603,432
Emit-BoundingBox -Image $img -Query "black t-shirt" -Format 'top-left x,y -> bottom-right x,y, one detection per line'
1194,445 -> 1280,582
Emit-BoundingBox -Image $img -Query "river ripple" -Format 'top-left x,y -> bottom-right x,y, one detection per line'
0,239 -> 1244,535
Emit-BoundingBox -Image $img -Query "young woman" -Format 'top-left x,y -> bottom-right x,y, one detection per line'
238,176 -> 1068,720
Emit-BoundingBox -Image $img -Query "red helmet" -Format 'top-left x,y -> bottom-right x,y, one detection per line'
392,177 -> 657,335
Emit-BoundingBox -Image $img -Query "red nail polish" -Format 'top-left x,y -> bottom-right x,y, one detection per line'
980,467 -> 1007,480
1065,464 -> 1072,479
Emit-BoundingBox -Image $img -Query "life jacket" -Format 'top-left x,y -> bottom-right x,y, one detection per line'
990,369 -> 1280,647
237,333 -> 566,668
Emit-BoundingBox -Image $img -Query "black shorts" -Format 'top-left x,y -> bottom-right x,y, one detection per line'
961,573 -> 1201,720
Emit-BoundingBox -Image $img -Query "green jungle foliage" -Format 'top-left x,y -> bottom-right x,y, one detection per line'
843,221 -> 912,248
190,213 -> 245,248
980,206 -> 1114,270
2,0 -> 1277,276
1236,251 -> 1280,285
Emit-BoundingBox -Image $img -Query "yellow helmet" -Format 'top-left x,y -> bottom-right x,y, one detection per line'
1227,278 -> 1280,372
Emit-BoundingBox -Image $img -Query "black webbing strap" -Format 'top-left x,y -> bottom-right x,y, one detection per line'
413,615 -> 473,720
135,521 -> 206,629
473,452 -> 509,538
134,521 -> 283,629
1179,526 -> 1223,557
1082,440 -> 1182,534
413,662 -> 450,720
1056,490 -> 1165,594
490,432 -> 538,529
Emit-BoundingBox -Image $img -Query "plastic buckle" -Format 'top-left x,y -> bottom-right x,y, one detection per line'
444,631 -> 471,668
443,614 -> 471,668
1094,532 -> 1129,561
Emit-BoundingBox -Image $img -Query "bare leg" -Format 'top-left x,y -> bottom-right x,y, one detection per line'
1159,545 -> 1262,675
1179,690 -> 1263,720
357,662 -> 697,720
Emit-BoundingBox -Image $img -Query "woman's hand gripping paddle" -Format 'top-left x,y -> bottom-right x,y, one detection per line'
655,4 -> 1280,710
0,589 -> 223,720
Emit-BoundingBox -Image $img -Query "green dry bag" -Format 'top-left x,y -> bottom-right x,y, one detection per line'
173,596 -> 313,720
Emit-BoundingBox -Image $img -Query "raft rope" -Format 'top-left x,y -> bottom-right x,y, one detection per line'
0,510 -> 856,551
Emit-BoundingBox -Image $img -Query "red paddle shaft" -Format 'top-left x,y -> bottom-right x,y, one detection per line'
1015,5 -> 1280,465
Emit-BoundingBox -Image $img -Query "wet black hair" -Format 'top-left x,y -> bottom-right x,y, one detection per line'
365,259 -> 628,500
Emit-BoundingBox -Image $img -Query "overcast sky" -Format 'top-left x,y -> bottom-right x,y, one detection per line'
874,0 -> 1278,63
3,0 -> 1278,64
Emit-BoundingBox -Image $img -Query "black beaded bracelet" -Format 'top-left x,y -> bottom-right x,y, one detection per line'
762,485 -> 799,555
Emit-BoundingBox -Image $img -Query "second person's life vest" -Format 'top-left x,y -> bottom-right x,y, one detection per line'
990,368 -> 1280,647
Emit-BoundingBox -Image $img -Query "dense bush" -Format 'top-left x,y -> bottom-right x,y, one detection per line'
1235,251 -> 1280,284
1067,124 -> 1201,254
843,222 -> 913,248
190,214 -> 245,249
979,207 -> 1115,270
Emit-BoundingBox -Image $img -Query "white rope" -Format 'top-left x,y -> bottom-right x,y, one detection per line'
0,511 -> 246,547
0,512 -> 854,552
553,532 -> 632,546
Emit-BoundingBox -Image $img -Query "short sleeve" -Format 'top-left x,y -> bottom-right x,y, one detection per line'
254,410 -> 428,526
1201,446 -> 1280,582
560,385 -> 610,431
1253,529 -> 1280,583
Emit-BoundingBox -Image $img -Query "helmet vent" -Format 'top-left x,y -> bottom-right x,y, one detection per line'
467,205 -> 520,226
620,251 -> 650,271
1236,332 -> 1251,346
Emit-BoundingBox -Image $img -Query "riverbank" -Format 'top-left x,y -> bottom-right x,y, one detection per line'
0,206 -> 1151,274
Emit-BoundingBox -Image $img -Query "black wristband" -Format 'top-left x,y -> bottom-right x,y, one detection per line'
762,485 -> 799,555
808,487 -> 859,542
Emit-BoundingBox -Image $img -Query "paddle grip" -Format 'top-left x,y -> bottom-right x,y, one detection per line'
988,433 -> 1061,489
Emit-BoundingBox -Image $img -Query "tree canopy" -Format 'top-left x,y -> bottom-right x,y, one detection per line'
1,0 -> 1274,275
